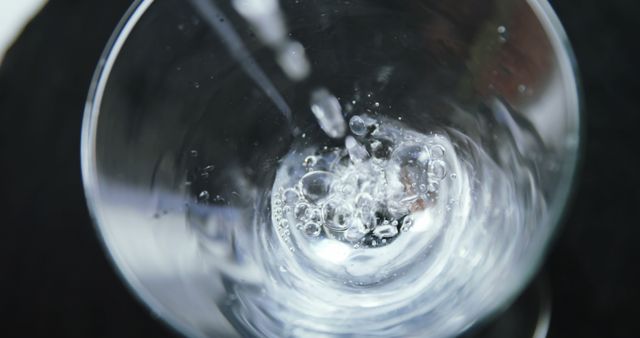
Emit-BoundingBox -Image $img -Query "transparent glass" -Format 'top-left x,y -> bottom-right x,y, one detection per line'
82,0 -> 580,337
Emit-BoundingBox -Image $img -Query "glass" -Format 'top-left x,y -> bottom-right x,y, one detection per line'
82,0 -> 580,337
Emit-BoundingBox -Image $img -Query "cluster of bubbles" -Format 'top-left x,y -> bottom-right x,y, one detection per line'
270,114 -> 453,250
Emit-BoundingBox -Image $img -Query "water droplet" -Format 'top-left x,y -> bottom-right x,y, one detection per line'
518,84 -> 527,94
303,222 -> 321,237
198,190 -> 210,201
345,136 -> 369,163
310,88 -> 346,138
303,155 -> 317,169
276,41 -> 310,81
497,26 -> 508,43
349,115 -> 368,136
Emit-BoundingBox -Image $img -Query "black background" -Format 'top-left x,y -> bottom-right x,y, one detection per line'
0,0 -> 638,337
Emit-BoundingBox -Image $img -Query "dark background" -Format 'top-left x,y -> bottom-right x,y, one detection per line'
0,0 -> 638,337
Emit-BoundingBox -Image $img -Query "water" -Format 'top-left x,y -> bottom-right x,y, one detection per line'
190,0 -> 346,140
183,1 -> 546,337
187,108 -> 544,337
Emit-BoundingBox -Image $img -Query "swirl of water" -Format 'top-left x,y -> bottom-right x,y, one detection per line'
189,112 -> 541,338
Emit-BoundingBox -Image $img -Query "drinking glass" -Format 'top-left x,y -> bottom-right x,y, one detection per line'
82,0 -> 580,337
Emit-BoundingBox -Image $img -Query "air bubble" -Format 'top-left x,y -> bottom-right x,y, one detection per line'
349,115 -> 368,136
299,171 -> 333,202
308,208 -> 323,223
430,144 -> 445,159
283,189 -> 300,204
428,160 -> 447,180
303,222 -> 321,237
294,203 -> 309,219
322,200 -> 352,231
